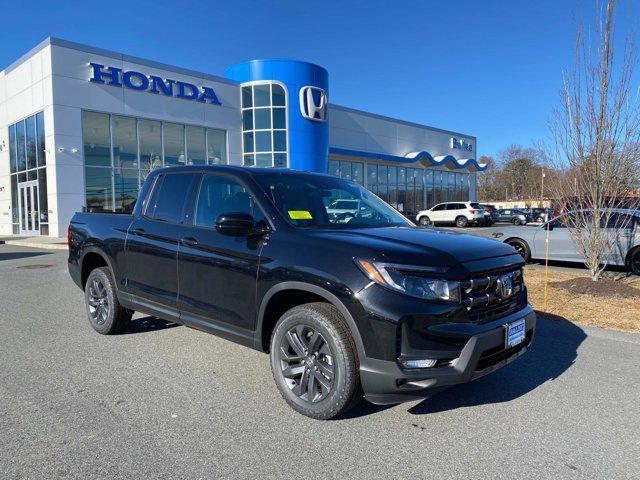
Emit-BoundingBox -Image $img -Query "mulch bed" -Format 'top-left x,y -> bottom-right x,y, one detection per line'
549,276 -> 640,299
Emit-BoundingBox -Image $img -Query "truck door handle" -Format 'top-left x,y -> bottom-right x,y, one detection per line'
181,236 -> 199,247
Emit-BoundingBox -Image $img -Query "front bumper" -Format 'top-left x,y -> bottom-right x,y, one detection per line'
359,306 -> 536,405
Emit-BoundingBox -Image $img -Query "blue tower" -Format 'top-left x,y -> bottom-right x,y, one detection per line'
225,59 -> 329,173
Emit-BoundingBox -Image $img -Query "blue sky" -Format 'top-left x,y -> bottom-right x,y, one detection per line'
1,0 -> 638,159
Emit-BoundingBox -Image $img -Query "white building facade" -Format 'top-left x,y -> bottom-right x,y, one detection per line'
0,38 -> 483,237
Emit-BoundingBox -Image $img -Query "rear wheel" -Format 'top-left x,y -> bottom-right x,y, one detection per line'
84,267 -> 131,334
456,216 -> 468,228
419,216 -> 431,226
513,218 -> 522,226
506,239 -> 531,261
270,302 -> 361,420
628,248 -> 640,276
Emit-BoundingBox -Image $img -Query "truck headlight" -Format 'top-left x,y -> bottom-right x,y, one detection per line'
355,259 -> 460,302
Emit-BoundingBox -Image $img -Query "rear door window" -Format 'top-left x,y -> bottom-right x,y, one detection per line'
146,173 -> 197,223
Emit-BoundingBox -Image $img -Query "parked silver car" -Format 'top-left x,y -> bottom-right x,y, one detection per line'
493,209 -> 640,274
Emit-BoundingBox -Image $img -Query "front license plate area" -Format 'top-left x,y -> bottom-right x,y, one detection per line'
505,319 -> 526,348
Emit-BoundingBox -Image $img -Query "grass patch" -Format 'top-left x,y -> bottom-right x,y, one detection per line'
525,268 -> 640,333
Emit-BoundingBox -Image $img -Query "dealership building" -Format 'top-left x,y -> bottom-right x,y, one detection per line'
0,37 -> 484,237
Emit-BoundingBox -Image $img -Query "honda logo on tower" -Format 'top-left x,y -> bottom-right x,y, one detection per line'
299,86 -> 328,122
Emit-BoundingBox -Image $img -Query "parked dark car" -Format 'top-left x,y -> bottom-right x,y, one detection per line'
496,209 -> 533,225
526,208 -> 552,223
68,166 -> 536,420
477,203 -> 499,225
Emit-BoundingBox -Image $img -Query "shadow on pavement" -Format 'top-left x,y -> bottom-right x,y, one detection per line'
406,312 -> 586,415
120,316 -> 181,334
0,251 -> 51,261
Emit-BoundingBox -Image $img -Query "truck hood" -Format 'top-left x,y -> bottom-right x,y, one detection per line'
311,226 -> 517,268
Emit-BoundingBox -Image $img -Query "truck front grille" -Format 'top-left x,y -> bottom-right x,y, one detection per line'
461,266 -> 525,324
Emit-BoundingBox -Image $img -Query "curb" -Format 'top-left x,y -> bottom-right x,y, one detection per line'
3,240 -> 68,251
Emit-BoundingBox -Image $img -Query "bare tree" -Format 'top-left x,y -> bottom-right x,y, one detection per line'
548,0 -> 640,280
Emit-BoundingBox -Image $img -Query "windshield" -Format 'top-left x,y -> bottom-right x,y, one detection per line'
254,173 -> 413,229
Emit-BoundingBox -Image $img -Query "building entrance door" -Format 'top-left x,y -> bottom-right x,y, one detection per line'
18,180 -> 40,236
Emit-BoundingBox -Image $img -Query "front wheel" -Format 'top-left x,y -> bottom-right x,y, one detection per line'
628,248 -> 640,276
270,303 -> 361,420
506,239 -> 531,261
84,267 -> 131,334
418,216 -> 431,226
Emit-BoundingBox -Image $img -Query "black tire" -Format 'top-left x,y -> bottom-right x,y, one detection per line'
456,216 -> 468,228
506,238 -> 531,261
419,216 -> 431,226
536,216 -> 544,223
84,267 -> 132,335
627,247 -> 640,276
513,218 -> 521,226
270,302 -> 361,420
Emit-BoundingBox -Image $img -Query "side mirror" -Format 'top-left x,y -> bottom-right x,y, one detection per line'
215,212 -> 267,237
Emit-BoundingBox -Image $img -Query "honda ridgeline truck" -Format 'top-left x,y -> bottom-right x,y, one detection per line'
68,166 -> 536,420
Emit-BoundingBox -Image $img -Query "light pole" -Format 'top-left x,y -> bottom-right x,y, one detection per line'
541,167 -> 545,207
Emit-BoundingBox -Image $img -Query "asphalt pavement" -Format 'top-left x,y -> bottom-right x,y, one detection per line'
1,244 -> 638,479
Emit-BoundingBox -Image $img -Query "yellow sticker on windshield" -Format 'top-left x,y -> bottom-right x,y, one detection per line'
288,210 -> 312,220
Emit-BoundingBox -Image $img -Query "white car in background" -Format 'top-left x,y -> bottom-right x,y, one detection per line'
416,202 -> 487,228
326,199 -> 361,221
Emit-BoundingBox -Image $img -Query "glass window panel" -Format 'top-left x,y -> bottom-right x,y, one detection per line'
18,172 -> 27,183
254,131 -> 271,152
253,84 -> 270,107
186,125 -> 206,165
352,162 -> 364,185
242,110 -> 253,130
36,112 -> 46,167
139,119 -> 162,171
112,115 -> 138,169
26,116 -> 37,170
378,166 -> 388,184
151,173 -> 196,222
114,168 -> 139,213
16,120 -> 26,171
11,175 -> 18,224
82,112 -> 111,167
27,170 -> 37,181
163,123 -> 185,166
273,130 -> 287,152
398,168 -> 406,187
271,84 -> 286,106
207,129 -> 227,164
85,166 -> 113,212
243,132 -> 254,153
254,109 -> 271,130
367,164 -> 377,186
242,86 -> 252,108
9,124 -> 17,173
255,153 -> 272,167
339,162 -> 352,180
274,153 -> 287,168
388,166 -> 397,185
329,160 -> 339,176
272,108 -> 286,129
244,154 -> 255,166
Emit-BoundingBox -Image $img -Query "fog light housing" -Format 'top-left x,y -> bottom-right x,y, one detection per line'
399,358 -> 438,369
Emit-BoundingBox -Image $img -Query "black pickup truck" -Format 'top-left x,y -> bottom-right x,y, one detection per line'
68,165 -> 536,420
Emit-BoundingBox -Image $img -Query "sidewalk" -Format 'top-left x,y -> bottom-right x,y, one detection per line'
0,235 -> 68,250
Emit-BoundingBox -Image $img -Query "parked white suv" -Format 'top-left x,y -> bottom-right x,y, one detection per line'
416,202 -> 486,228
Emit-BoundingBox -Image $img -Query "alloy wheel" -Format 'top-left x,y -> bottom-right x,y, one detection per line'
509,241 -> 526,259
278,325 -> 334,403
87,278 -> 109,325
